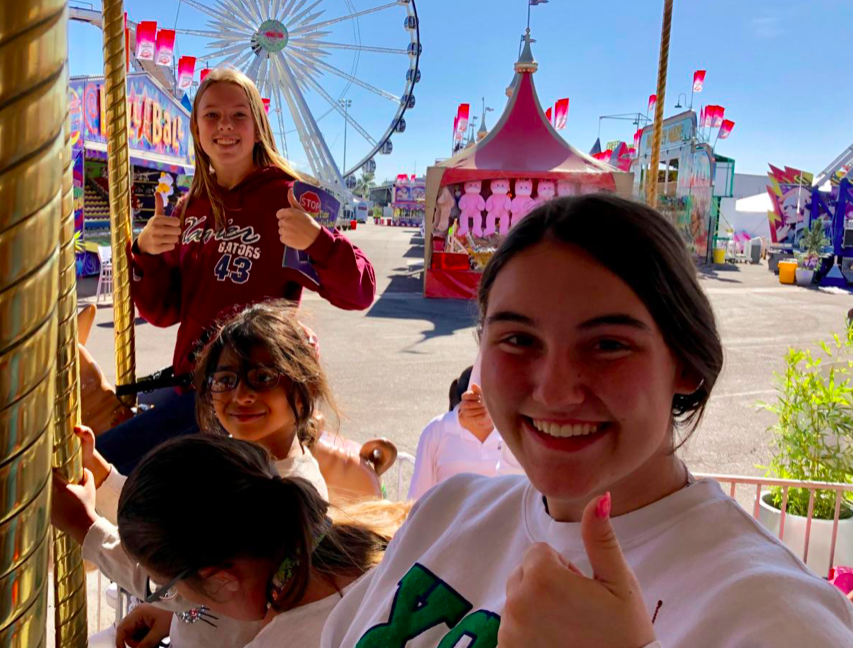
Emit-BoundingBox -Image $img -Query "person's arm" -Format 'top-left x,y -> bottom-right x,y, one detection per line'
82,518 -> 193,612
74,425 -> 125,524
406,417 -> 442,501
127,194 -> 184,327
305,226 -> 376,311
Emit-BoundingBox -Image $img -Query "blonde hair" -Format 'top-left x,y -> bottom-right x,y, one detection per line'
184,67 -> 301,231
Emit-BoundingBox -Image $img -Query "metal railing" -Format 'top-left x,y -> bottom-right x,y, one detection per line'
696,473 -> 853,578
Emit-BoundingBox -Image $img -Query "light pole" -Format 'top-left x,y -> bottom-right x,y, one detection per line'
339,99 -> 352,176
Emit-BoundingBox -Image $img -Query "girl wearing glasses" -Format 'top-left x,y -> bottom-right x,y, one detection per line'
52,302 -> 355,647
319,195 -> 853,647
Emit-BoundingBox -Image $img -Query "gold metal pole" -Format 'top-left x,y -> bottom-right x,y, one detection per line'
102,0 -> 137,403
0,0 -> 68,645
645,0 -> 674,208
51,110 -> 89,648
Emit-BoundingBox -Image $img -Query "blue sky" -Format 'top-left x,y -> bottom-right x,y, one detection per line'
69,0 -> 851,183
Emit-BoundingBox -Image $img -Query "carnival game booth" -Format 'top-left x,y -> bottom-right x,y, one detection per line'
70,72 -> 194,275
631,111 -> 719,264
423,33 -> 632,299
391,174 -> 426,226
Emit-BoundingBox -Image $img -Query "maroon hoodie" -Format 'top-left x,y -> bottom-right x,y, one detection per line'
128,166 -> 376,378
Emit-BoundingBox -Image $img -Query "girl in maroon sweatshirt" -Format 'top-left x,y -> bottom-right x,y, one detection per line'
97,68 -> 375,472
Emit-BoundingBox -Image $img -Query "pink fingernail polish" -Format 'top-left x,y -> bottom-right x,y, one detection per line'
596,492 -> 612,520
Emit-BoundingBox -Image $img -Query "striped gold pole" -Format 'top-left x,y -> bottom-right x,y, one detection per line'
0,0 -> 68,646
102,0 -> 137,403
645,0 -> 674,208
51,109 -> 89,647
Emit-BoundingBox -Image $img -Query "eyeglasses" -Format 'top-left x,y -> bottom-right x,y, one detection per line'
146,566 -> 196,604
207,367 -> 282,393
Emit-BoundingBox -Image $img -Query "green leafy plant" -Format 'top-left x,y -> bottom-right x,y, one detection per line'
760,326 -> 853,519
797,219 -> 830,269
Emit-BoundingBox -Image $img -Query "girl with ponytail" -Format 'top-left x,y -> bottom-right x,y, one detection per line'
114,435 -> 408,648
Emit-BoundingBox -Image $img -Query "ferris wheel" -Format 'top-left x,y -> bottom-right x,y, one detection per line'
171,0 -> 421,187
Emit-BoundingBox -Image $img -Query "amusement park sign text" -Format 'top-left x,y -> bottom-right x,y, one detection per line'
69,73 -> 192,164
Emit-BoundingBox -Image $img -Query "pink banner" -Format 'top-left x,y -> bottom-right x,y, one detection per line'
647,94 -> 657,115
545,106 -> 552,124
135,21 -> 157,61
554,97 -> 569,130
262,98 -> 270,114
718,119 -> 735,139
633,127 -> 642,149
124,13 -> 129,71
712,105 -> 725,128
701,106 -> 712,128
456,103 -> 469,141
200,68 -> 211,83
155,29 -> 175,67
177,56 -> 195,90
693,70 -> 706,93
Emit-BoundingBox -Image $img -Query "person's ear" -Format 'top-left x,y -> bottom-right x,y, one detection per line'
674,364 -> 704,396
197,567 -> 241,596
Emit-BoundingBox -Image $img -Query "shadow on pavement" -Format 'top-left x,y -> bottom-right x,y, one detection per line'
367,237 -> 476,343
698,264 -> 743,284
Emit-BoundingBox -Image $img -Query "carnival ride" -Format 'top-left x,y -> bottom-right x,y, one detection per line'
71,0 -> 422,188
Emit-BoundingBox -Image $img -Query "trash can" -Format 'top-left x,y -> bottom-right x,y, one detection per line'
778,259 -> 797,285
713,248 -> 726,264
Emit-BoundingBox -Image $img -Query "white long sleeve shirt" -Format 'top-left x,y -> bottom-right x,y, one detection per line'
84,450 -> 328,648
321,474 -> 853,647
407,409 -> 506,501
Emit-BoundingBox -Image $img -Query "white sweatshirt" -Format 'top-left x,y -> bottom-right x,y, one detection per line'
84,450 -> 328,648
321,474 -> 853,647
244,575 -> 365,648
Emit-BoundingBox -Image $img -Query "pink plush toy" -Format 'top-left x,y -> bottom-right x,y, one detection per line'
556,180 -> 578,197
457,180 -> 485,237
510,178 -> 535,228
485,178 -> 512,236
532,179 -> 556,209
434,186 -> 455,235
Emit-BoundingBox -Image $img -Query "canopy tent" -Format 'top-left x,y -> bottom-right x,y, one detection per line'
423,31 -> 633,298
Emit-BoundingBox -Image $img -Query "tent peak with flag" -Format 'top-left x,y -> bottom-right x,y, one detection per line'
431,30 -> 631,189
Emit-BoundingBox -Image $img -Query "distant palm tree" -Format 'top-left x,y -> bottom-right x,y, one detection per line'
354,171 -> 376,199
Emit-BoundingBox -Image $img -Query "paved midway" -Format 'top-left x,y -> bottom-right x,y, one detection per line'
79,219 -> 853,480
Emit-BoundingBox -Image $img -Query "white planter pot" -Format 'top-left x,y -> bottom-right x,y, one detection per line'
757,491 -> 853,577
795,268 -> 814,286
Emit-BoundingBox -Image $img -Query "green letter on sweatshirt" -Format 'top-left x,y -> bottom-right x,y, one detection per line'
356,564 -> 472,648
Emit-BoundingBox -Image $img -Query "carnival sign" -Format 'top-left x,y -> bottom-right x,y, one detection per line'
71,74 -> 192,166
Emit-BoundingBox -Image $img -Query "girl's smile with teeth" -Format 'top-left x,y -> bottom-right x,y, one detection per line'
531,419 -> 603,437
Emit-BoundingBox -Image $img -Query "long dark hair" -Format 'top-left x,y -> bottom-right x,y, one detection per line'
117,435 -> 408,611
478,195 -> 723,437
194,301 -> 338,449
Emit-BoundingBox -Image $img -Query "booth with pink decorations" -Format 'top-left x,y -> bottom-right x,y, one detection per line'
423,33 -> 633,299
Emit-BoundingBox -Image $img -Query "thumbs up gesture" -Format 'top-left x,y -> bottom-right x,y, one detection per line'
137,193 -> 182,255
276,187 -> 322,251
498,493 -> 657,648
